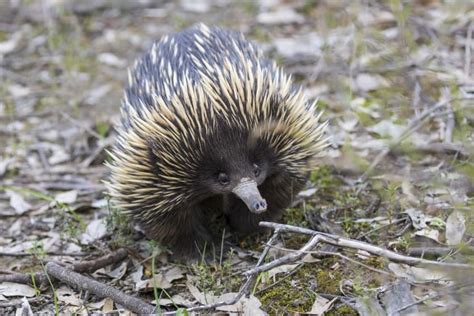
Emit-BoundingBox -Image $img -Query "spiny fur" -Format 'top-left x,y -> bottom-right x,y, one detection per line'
106,24 -> 328,255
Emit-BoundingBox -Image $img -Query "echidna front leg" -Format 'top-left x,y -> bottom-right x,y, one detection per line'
140,205 -> 213,258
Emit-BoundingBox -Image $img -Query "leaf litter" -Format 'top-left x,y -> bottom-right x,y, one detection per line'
0,0 -> 473,315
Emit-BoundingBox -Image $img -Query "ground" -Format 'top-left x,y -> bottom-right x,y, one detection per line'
0,0 -> 473,314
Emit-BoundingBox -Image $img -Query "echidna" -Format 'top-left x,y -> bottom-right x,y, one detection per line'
106,24 -> 327,257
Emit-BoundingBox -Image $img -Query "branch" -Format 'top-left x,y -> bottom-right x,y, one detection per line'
45,262 -> 155,314
0,248 -> 128,285
72,248 -> 128,273
259,222 -> 473,270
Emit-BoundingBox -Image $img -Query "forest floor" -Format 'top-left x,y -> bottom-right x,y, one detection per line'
0,0 -> 473,314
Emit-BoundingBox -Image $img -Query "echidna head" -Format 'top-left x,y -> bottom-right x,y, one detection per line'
107,25 -> 329,221
196,131 -> 271,213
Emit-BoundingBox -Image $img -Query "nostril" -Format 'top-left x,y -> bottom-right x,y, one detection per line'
252,200 -> 267,212
252,201 -> 259,211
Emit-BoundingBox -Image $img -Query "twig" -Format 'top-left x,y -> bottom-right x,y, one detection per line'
0,272 -> 47,286
465,22 -> 473,77
412,78 -> 421,117
45,262 -> 155,314
264,243 -> 393,276
0,296 -> 49,308
244,235 -> 322,276
0,251 -> 87,257
408,246 -> 474,257
318,250 -> 392,276
59,112 -> 103,140
79,136 -> 114,168
255,263 -> 304,295
72,248 -> 128,273
398,142 -> 470,158
0,248 -> 128,285
259,222 -> 474,270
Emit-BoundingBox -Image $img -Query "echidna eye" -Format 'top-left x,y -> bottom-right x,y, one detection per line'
253,164 -> 261,177
217,172 -> 230,186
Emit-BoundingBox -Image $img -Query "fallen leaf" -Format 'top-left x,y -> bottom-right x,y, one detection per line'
367,120 -> 405,139
0,157 -> 14,176
80,219 -> 107,244
257,7 -> 304,25
414,228 -> 441,243
102,298 -> 114,313
136,273 -> 172,291
216,293 -> 265,315
17,297 -> 34,316
54,190 -> 78,204
298,188 -> 317,198
165,266 -> 185,282
405,208 -> 431,229
91,198 -> 108,208
0,282 -> 36,297
186,280 -> 217,304
104,262 -> 127,279
57,286 -> 83,306
265,264 -> 298,282
445,210 -> 465,245
388,263 -> 449,283
0,30 -> 22,55
6,190 -> 31,215
97,53 -> 126,68
354,73 -> 389,92
180,0 -> 210,13
155,294 -> 193,307
310,295 -> 337,315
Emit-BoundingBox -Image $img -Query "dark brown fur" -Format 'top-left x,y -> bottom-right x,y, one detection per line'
140,173 -> 306,258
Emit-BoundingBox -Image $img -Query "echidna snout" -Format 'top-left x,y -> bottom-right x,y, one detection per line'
232,178 -> 267,214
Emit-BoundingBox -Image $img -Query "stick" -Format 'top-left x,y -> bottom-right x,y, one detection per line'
45,262 -> 155,314
73,248 -> 128,273
259,222 -> 473,270
0,248 -> 128,285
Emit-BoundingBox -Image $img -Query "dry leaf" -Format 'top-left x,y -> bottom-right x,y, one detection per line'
6,190 -> 31,215
54,190 -> 78,204
445,210 -> 465,245
57,286 -> 83,306
388,263 -> 449,283
310,295 -> 337,315
216,293 -> 265,315
186,280 -> 217,304
0,282 -> 36,297
80,219 -> 107,244
257,8 -> 304,25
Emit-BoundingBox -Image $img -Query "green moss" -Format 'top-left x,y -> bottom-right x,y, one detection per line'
326,305 -> 358,316
95,120 -> 110,138
283,207 -> 308,227
310,165 -> 342,189
299,0 -> 318,15
258,263 -> 345,313
247,27 -> 271,42
258,280 -> 315,313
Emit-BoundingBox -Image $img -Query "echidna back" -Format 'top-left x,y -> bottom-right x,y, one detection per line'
122,24 -> 271,124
